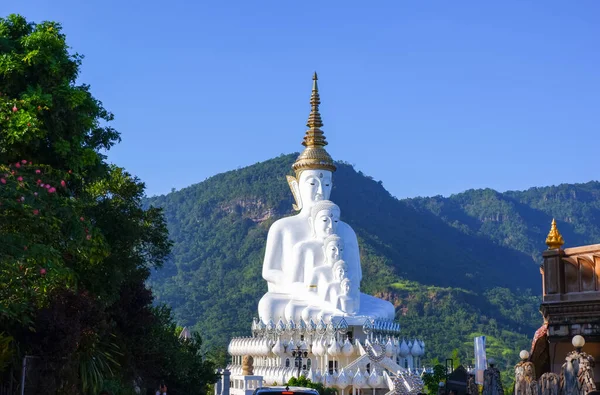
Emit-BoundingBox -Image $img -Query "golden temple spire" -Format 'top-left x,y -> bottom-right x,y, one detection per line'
305,72 -> 324,136
291,72 -> 336,174
546,218 -> 565,250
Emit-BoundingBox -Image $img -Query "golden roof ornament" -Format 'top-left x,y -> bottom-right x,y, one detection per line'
291,72 -> 336,175
545,218 -> 565,250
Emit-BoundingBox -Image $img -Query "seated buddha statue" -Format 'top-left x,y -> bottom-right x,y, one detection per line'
257,73 -> 394,322
287,201 -> 341,287
304,234 -> 344,294
283,201 -> 345,320
336,277 -> 359,314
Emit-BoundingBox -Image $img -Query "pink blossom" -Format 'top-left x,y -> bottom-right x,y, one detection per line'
21,160 -> 27,164
15,163 -> 20,168
60,180 -> 66,187
35,169 -> 41,174
20,196 -> 25,202
12,105 -> 17,112
40,183 -> 45,187
34,192 -> 38,196
45,184 -> 50,189
17,176 -> 23,181
33,209 -> 39,215
40,268 -> 46,275
86,234 -> 92,240
68,170 -> 72,174
48,187 -> 56,193
80,217 -> 85,221
0,178 -> 5,184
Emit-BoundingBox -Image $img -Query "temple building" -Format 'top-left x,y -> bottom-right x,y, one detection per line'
530,220 -> 600,386
215,74 -> 425,395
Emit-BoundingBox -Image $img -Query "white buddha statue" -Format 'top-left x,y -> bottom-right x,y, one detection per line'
336,278 -> 358,314
333,260 -> 348,282
312,259 -> 348,312
284,201 -> 344,320
257,73 -> 394,322
287,200 -> 341,287
306,235 -> 344,294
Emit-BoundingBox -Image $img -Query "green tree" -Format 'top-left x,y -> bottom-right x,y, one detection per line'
0,161 -> 108,328
422,365 -> 446,394
0,14 -> 119,180
287,376 -> 337,395
0,13 -> 215,394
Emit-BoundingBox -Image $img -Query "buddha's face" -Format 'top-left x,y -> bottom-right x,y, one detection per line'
341,280 -> 351,295
334,264 -> 347,281
325,241 -> 343,266
312,209 -> 339,239
299,170 -> 333,209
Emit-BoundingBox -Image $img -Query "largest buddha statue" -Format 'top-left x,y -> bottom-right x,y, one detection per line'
258,73 -> 394,323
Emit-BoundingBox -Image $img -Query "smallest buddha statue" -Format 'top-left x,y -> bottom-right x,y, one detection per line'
336,277 -> 359,315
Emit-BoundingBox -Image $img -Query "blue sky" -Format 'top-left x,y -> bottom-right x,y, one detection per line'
4,1 -> 599,199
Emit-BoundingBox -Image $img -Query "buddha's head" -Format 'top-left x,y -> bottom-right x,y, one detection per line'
288,170 -> 333,212
309,200 -> 340,239
333,260 -> 347,282
287,73 -> 336,212
340,278 -> 352,296
323,234 -> 344,266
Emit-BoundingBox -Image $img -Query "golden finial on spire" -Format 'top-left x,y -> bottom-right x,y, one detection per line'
304,72 -> 324,135
546,219 -> 565,249
291,72 -> 336,175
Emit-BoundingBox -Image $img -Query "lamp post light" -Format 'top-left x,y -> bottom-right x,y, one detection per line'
291,345 -> 309,378
572,335 -> 585,352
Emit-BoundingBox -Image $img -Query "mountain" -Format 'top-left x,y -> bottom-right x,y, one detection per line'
144,153 -> 600,384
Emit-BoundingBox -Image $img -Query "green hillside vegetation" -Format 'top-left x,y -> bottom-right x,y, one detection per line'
144,153 -> 599,390
407,182 -> 600,262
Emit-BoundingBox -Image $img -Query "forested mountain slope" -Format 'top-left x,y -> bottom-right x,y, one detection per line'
145,154 -> 600,380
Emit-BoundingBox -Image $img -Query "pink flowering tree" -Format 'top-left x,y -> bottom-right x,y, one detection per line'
0,14 -> 197,395
0,160 -> 109,326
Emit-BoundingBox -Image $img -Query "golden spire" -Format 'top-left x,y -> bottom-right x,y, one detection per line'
291,72 -> 336,175
305,72 -> 324,139
546,219 -> 565,249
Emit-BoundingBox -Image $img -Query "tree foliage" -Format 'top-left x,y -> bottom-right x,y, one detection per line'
0,13 -> 216,394
287,376 -> 336,395
422,364 -> 446,394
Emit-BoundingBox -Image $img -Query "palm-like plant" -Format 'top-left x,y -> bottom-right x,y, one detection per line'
78,334 -> 122,394
0,333 -> 14,373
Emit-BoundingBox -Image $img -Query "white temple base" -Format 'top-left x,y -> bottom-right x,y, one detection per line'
230,375 -> 264,395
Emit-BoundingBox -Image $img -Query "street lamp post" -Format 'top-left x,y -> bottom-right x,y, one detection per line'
291,345 -> 309,378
